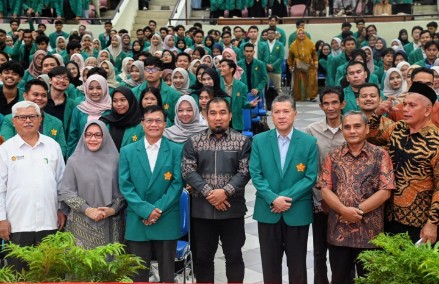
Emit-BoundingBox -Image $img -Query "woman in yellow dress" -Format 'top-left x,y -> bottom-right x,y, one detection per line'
287,28 -> 318,101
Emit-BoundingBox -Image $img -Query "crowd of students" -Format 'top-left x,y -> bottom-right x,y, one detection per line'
0,14 -> 439,283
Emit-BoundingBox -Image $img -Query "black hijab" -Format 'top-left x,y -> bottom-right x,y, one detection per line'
162,49 -> 176,70
100,86 -> 141,151
66,61 -> 83,87
190,63 -> 209,94
202,67 -> 228,98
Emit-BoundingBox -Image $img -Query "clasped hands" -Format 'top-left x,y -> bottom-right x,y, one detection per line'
271,196 -> 292,213
143,208 -> 162,226
338,206 -> 363,224
85,207 -> 116,222
207,189 -> 230,211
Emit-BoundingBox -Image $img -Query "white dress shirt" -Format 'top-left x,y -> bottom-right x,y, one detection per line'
144,138 -> 162,172
0,134 -> 65,233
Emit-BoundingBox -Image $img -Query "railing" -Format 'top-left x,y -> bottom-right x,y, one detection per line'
168,0 -> 193,26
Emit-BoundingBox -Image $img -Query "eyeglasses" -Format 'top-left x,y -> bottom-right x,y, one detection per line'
84,132 -> 103,139
54,75 -> 70,81
143,118 -> 165,125
14,114 -> 40,121
145,67 -> 160,73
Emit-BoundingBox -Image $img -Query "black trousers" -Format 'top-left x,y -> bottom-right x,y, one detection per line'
127,239 -> 177,282
312,212 -> 329,284
258,218 -> 309,284
328,245 -> 369,284
385,221 -> 422,243
8,230 -> 57,271
192,217 -> 245,283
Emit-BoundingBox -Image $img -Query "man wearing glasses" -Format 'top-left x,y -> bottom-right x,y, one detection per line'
132,57 -> 180,123
0,101 -> 65,271
119,105 -> 183,282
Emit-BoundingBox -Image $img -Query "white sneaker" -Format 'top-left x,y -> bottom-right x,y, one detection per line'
143,6 -> 148,10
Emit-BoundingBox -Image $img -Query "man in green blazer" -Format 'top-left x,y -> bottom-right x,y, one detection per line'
408,30 -> 432,64
266,27 -> 285,96
250,95 -> 318,284
238,43 -> 269,97
239,26 -> 269,64
48,21 -> 69,50
119,105 -> 183,282
342,61 -> 368,114
0,79 -> 66,157
403,26 -> 422,56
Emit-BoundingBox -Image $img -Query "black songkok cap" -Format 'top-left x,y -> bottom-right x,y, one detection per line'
408,81 -> 437,105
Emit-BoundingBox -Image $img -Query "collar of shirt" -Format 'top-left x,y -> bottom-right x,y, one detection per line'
341,141 -> 371,158
276,128 -> 294,141
16,133 -> 44,148
144,137 -> 162,150
207,127 -> 231,139
403,120 -> 437,137
322,119 -> 342,132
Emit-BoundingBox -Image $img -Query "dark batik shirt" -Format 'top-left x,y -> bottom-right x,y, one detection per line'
319,142 -> 395,248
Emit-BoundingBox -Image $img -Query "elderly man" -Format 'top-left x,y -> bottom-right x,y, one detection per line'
0,101 -> 65,270
250,95 -> 318,283
319,111 -> 395,284
182,97 -> 251,283
370,81 -> 439,244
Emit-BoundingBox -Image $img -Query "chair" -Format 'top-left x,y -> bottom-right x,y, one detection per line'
242,108 -> 254,138
174,189 -> 194,283
289,4 -> 307,17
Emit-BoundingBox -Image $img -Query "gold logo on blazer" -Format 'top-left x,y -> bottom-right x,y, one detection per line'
132,135 -> 138,142
164,171 -> 173,180
296,163 -> 306,172
51,129 -> 57,136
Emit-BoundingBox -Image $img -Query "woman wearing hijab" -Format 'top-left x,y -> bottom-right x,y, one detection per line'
200,55 -> 213,68
81,34 -> 95,57
171,68 -> 191,96
383,67 -> 405,104
163,35 -> 178,54
99,60 -> 120,93
161,69 -> 173,86
116,57 -> 134,82
130,40 -> 143,60
287,28 -> 318,101
55,36 -> 67,54
67,74 -> 112,157
147,33 -> 163,55
97,50 -> 112,64
200,68 -> 228,98
84,56 -> 98,68
318,43 -> 331,76
190,64 -> 209,96
213,55 -> 222,69
66,61 -> 83,88
121,60 -> 145,88
330,38 -> 342,58
100,86 -> 144,151
106,35 -> 127,73
163,95 -> 208,143
76,66 -> 95,97
71,53 -> 85,76
161,50 -> 176,70
222,48 -> 243,79
192,46 -> 206,60
212,43 -> 223,57
430,66 -> 439,96
405,64 -> 421,90
372,36 -> 387,64
189,59 -> 201,75
398,29 -> 410,46
121,33 -> 132,54
176,38 -> 187,53
396,61 -> 410,91
390,39 -> 405,52
20,50 -> 47,87
362,46 -> 376,74
392,50 -> 408,67
93,38 -> 102,53
203,35 -> 215,55
60,120 -> 125,249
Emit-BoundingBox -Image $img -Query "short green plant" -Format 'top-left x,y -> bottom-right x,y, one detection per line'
0,231 -> 146,282
356,233 -> 439,284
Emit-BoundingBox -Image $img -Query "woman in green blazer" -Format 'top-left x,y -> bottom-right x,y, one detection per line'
67,74 -> 112,158
100,86 -> 144,151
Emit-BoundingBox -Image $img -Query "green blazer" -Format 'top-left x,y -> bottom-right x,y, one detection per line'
220,78 -> 251,131
119,137 -> 183,241
9,40 -> 37,62
335,62 -> 380,87
238,58 -> 268,95
342,85 -> 360,114
250,129 -> 318,226
132,80 -> 180,123
239,40 -> 269,63
0,112 -> 67,156
403,41 -> 415,55
408,48 -> 423,65
105,123 -> 144,149
267,40 -> 285,74
327,52 -> 348,87
103,49 -> 127,73
210,0 -> 226,11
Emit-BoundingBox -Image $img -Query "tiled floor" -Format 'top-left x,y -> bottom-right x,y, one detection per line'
212,102 -> 330,283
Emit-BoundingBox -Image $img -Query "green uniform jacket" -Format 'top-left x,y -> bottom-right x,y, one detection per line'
9,40 -> 37,62
119,137 -> 183,241
105,123 -> 145,149
267,40 -> 285,74
220,78 -> 251,131
18,70 -> 36,89
174,36 -> 193,48
38,0 -> 62,15
49,31 -> 69,49
210,0 -> 226,11
408,48 -> 423,65
238,58 -> 268,95
132,81 -> 180,124
335,62 -> 380,86
246,0 -> 267,8
342,85 -> 360,114
99,33 -> 110,49
275,27 -> 287,47
66,108 -> 111,158
0,112 -> 67,156
250,129 -> 318,225
239,40 -> 269,63
66,0 -> 82,17
327,52 -> 348,87
225,0 -> 245,10
104,49 -> 127,73
403,41 -> 415,55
